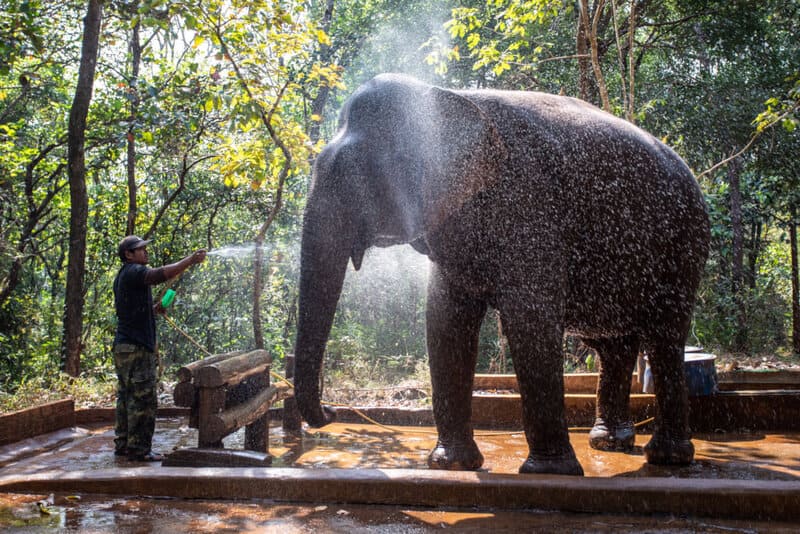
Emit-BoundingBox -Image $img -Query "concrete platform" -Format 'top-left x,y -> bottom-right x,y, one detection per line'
3,374 -> 800,530
3,466 -> 799,522
1,418 -> 799,523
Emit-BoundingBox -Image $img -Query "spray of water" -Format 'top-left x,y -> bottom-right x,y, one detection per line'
206,243 -> 271,259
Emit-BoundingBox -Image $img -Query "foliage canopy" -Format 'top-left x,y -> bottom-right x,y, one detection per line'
1,0 -> 798,404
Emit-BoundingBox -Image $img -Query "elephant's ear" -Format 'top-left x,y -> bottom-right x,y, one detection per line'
421,87 -> 507,231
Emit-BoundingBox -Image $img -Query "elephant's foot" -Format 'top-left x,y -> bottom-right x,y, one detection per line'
643,433 -> 694,465
519,452 -> 584,476
589,419 -> 635,452
427,439 -> 484,471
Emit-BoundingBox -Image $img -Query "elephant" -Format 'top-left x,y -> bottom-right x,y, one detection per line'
292,73 -> 710,476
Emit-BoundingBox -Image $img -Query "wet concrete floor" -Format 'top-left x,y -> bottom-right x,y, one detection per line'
1,419 -> 799,532
4,492 -> 800,533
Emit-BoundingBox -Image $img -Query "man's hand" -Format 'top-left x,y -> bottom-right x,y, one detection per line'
192,249 -> 207,265
154,301 -> 167,316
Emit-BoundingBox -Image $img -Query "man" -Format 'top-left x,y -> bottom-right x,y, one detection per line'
113,235 -> 206,461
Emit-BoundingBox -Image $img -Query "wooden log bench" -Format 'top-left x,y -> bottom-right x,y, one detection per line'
165,349 -> 292,467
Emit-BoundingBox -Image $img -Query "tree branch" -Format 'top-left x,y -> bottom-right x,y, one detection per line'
696,103 -> 799,180
143,154 -> 216,239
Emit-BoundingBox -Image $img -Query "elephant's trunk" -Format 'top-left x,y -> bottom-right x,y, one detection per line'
292,198 -> 353,427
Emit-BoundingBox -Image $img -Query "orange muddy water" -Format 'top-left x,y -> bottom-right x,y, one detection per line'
1,419 -> 799,532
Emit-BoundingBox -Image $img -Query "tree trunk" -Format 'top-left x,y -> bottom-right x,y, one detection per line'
126,18 -> 141,235
790,206 -> 800,355
216,37 -> 292,354
746,221 -> 761,290
61,0 -> 103,377
308,0 -> 335,144
309,85 -> 330,144
627,0 -> 637,122
252,236 -> 266,350
576,6 -> 591,101
579,0 -> 611,112
610,0 -> 628,118
727,157 -> 747,351
496,309 -> 507,374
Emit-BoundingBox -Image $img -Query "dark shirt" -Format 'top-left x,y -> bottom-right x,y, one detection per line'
113,263 -> 167,352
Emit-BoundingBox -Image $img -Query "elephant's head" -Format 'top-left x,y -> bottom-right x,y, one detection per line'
293,74 -> 506,426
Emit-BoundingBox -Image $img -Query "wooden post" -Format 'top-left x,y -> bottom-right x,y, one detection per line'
282,354 -> 301,432
244,415 -> 268,452
245,367 -> 270,452
173,381 -> 196,407
198,386 -> 226,448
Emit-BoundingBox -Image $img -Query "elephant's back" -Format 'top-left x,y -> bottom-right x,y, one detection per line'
465,91 -> 710,337
465,91 -> 708,246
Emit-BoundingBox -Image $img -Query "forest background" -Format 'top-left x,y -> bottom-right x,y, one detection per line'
1,0 -> 798,409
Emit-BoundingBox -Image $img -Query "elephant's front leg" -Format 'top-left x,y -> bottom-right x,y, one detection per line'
584,336 -> 639,452
426,266 -> 487,471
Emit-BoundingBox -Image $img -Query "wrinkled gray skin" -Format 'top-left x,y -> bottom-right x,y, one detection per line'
293,74 -> 710,476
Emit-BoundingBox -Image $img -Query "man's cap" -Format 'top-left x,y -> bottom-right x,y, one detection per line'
118,235 -> 152,257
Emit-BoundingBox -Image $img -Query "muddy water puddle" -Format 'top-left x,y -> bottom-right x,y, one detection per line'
4,420 -> 799,480
264,423 -> 800,480
2,493 -> 799,533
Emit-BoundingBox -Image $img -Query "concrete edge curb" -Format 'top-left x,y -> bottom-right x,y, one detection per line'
1,467 -> 798,522
0,427 -> 91,468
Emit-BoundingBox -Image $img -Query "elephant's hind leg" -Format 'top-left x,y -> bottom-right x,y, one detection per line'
584,335 -> 639,452
502,309 -> 583,476
426,266 -> 486,471
643,342 -> 694,465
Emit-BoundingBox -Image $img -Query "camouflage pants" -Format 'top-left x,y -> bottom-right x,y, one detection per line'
113,344 -> 157,456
